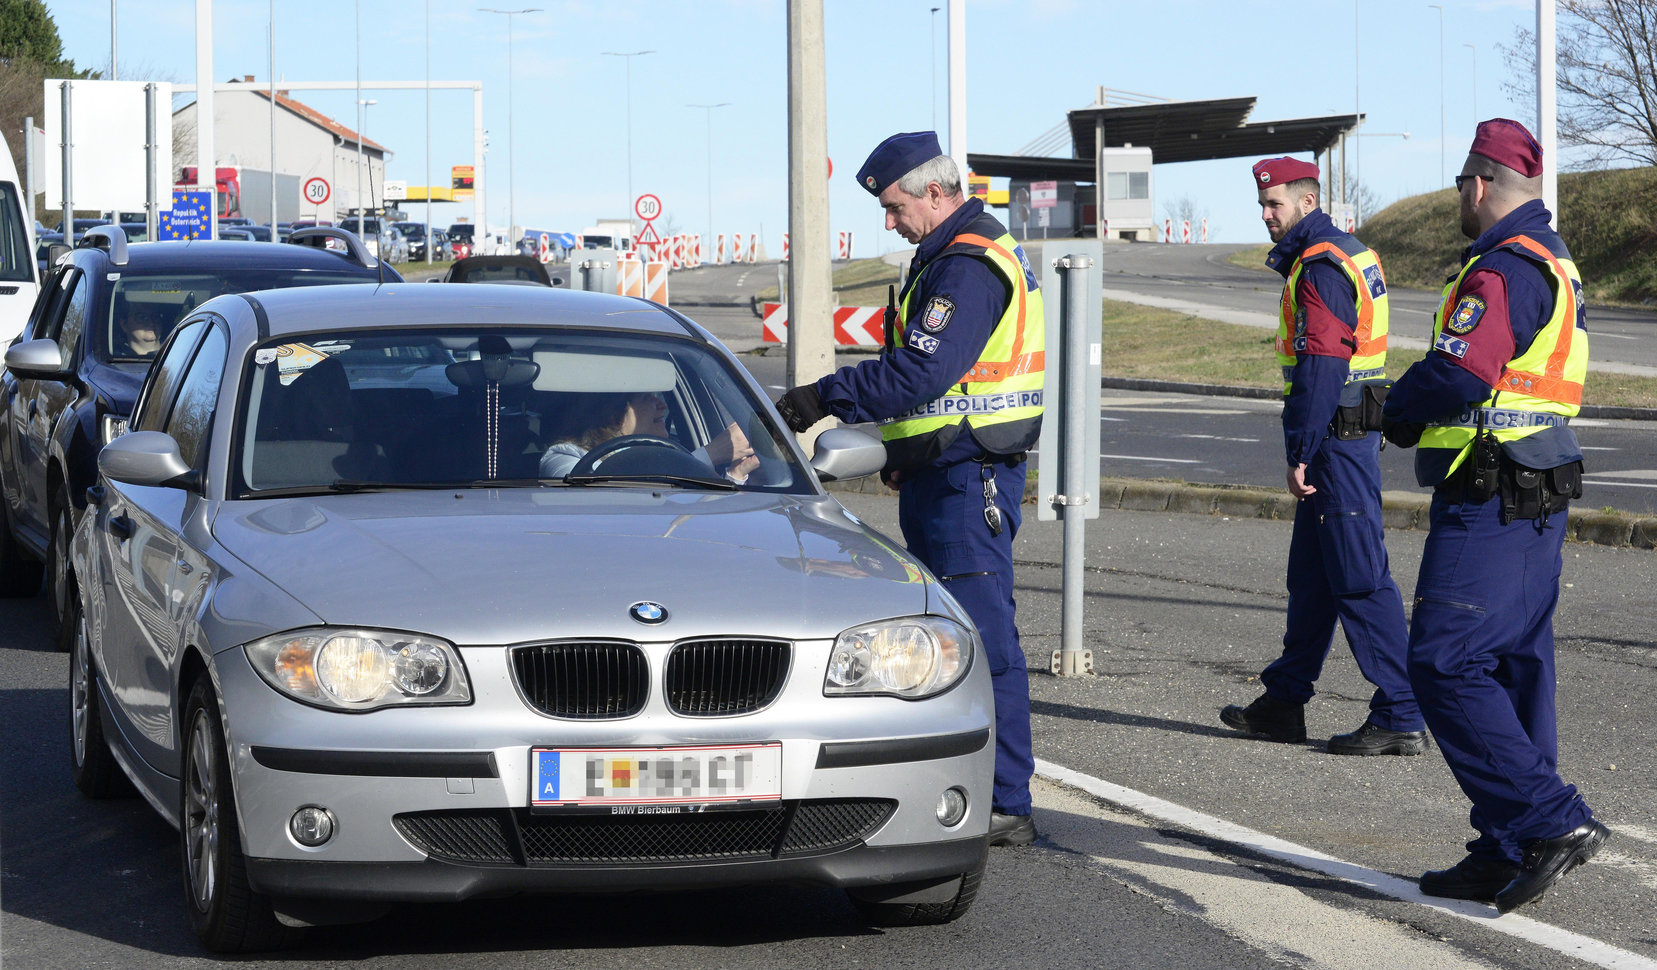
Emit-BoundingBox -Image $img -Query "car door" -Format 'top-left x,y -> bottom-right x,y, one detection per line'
12,266 -> 85,539
96,319 -> 205,762
1,265 -> 69,527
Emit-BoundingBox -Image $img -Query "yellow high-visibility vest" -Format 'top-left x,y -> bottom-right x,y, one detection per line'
879,215 -> 1045,468
1418,233 -> 1588,477
1275,233 -> 1390,395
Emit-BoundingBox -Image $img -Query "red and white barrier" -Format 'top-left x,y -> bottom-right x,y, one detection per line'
837,231 -> 853,260
616,259 -> 643,298
760,302 -> 885,346
1163,218 -> 1173,243
732,233 -> 744,265
1181,220 -> 1191,244
1201,218 -> 1209,244
781,232 -> 790,261
713,234 -> 726,264
644,261 -> 669,304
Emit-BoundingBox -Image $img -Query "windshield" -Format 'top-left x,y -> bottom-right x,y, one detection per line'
234,328 -> 805,496
448,225 -> 475,239
104,270 -> 374,362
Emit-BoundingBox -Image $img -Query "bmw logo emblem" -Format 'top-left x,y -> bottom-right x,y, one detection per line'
629,601 -> 668,624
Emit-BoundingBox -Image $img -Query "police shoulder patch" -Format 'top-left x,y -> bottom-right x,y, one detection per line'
920,296 -> 955,333
1446,295 -> 1486,335
906,329 -> 940,355
1434,331 -> 1470,359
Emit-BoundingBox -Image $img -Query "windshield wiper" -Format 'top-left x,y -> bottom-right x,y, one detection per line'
562,472 -> 739,491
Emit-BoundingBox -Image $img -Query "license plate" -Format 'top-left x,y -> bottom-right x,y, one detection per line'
530,743 -> 783,813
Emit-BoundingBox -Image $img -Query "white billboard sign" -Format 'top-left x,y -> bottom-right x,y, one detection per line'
42,79 -> 172,211
383,179 -> 407,201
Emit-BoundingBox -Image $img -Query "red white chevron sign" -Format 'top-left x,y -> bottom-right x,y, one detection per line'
761,302 -> 885,346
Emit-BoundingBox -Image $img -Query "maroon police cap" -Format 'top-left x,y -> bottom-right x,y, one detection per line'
1251,157 -> 1320,188
1469,118 -> 1543,177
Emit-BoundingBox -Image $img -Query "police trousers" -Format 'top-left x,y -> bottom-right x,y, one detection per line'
1264,432 -> 1422,731
898,456 -> 1033,816
1408,491 -> 1594,863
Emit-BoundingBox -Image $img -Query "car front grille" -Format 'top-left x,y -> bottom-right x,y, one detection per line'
392,798 -> 896,866
665,638 -> 791,716
511,642 -> 650,719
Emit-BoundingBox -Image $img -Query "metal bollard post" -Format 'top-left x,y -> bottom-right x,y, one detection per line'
1052,254 -> 1095,677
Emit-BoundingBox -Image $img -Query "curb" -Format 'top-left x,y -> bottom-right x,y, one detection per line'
827,475 -> 1657,551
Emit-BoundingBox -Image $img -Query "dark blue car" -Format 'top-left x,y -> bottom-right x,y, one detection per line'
0,225 -> 397,644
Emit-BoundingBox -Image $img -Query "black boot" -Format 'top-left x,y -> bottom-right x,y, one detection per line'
1220,693 -> 1306,743
1495,820 -> 1611,914
1327,720 -> 1430,756
1419,855 -> 1521,901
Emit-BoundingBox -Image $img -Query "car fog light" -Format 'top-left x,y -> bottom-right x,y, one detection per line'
936,787 -> 967,827
290,806 -> 336,847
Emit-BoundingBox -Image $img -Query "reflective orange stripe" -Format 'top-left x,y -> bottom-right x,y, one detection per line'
948,231 -> 1028,384
1496,234 -> 1581,404
1300,240 -> 1382,354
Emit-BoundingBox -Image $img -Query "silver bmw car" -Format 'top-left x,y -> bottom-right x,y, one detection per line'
68,284 -> 994,952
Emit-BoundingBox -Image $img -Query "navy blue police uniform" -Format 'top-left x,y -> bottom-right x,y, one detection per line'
1262,208 -> 1422,737
1382,118 -> 1606,912
775,133 -> 1037,833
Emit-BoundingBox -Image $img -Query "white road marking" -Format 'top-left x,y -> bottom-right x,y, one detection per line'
1594,331 -> 1639,340
1584,479 -> 1657,490
1101,454 -> 1203,464
1037,758 -> 1657,970
1176,433 -> 1259,443
1102,406 -> 1251,415
1582,469 -> 1657,480
1580,445 -> 1619,451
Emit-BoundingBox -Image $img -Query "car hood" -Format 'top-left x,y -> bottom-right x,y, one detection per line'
212,489 -> 934,644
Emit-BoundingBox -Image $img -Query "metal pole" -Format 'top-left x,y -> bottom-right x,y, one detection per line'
196,0 -> 215,238
145,85 -> 157,240
784,0 -> 833,408
1538,0 -> 1557,225
269,3 -> 277,238
946,0 -> 966,180
1056,254 -> 1093,676
473,83 -> 486,241
601,51 -> 653,223
23,115 -> 35,229
110,0 -> 117,80
425,0 -> 432,263
929,6 -> 939,130
483,10 -> 542,245
59,83 -> 73,245
1353,0 -> 1361,225
689,102 -> 729,259
355,0 -> 363,240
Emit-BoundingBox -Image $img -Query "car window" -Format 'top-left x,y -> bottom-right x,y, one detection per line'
23,265 -> 71,341
234,328 -> 804,496
103,270 -> 371,362
0,183 -> 31,284
52,270 -> 90,354
164,324 -> 227,469
132,320 -> 206,432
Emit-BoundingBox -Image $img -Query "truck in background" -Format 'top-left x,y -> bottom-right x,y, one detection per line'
0,127 -> 39,342
175,166 -> 301,223
580,219 -> 634,252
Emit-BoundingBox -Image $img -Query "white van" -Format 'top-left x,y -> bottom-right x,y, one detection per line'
0,131 -> 40,343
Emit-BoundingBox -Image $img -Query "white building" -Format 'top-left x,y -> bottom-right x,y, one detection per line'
172,76 -> 390,224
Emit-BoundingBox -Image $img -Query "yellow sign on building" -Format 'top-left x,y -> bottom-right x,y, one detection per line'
451,165 -> 475,200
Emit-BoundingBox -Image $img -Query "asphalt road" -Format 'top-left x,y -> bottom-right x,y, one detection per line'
4,497 -> 1653,968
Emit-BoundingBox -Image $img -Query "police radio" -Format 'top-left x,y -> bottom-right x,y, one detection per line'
883,284 -> 897,352
1468,406 -> 1502,500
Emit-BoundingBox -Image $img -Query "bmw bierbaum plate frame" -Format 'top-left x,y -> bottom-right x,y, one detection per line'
529,742 -> 783,815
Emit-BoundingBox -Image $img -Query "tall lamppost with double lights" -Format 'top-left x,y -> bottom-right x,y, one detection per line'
602,49 -> 654,220
482,7 -> 541,248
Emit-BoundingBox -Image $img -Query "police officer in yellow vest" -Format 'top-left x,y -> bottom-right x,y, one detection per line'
1381,119 -> 1607,913
1219,157 -> 1426,756
776,132 -> 1044,847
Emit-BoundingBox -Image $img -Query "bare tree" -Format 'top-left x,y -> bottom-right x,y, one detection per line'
1498,0 -> 1657,168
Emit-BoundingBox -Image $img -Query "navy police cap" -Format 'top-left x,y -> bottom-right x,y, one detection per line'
857,131 -> 942,196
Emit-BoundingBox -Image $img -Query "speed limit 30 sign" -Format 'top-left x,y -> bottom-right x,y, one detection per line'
634,194 -> 661,222
304,177 -> 331,206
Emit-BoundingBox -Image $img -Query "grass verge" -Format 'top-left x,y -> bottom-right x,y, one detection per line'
1102,298 -> 1657,409
755,257 -> 901,307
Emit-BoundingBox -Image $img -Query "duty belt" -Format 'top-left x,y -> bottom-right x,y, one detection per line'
1428,407 -> 1572,431
880,389 -> 1045,424
1279,366 -> 1387,384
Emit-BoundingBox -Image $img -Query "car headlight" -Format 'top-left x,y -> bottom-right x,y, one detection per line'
101,414 -> 129,445
824,616 -> 974,699
245,627 -> 471,711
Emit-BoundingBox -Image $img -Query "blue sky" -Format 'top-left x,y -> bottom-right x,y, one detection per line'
46,0 -> 1546,253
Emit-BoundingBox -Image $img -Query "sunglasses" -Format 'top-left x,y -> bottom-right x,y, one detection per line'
1454,174 -> 1492,192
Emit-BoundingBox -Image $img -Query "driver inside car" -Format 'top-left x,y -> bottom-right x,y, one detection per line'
538,390 -> 760,482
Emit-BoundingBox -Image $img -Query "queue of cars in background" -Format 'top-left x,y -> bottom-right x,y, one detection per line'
67,281 -> 992,952
0,225 -> 398,642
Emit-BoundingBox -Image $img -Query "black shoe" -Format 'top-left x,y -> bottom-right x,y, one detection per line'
1220,693 -> 1306,743
1419,855 -> 1522,901
1495,820 -> 1610,914
1327,721 -> 1430,756
988,812 -> 1036,847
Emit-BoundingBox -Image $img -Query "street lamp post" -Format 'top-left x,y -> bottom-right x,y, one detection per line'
1429,4 -> 1444,186
688,102 -> 730,254
482,7 -> 541,251
357,97 -> 376,240
930,6 -> 940,130
602,50 -> 654,222
1464,43 -> 1478,122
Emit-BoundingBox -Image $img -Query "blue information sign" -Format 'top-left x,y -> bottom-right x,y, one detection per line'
160,190 -> 213,240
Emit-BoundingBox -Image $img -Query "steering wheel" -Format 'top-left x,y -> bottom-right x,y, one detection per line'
567,434 -> 690,477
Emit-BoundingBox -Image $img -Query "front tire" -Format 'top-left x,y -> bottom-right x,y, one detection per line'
181,679 -> 295,953
69,584 -> 129,798
48,490 -> 73,650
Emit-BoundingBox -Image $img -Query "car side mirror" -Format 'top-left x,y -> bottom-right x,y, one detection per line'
98,431 -> 199,490
809,428 -> 887,483
426,277 -> 442,283
551,277 -> 564,286
3,339 -> 69,380
48,243 -> 72,265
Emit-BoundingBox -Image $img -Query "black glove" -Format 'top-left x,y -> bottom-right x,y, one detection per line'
775,384 -> 826,433
1381,418 -> 1424,449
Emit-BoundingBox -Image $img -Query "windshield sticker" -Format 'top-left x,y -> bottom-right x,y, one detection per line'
259,343 -> 334,385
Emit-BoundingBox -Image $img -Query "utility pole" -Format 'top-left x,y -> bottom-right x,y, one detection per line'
785,0 -> 833,426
